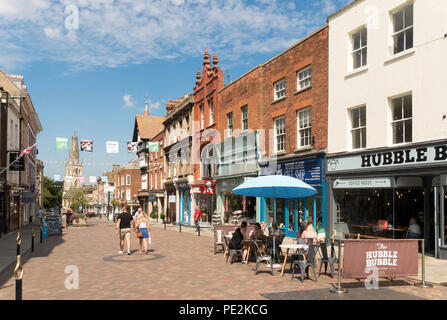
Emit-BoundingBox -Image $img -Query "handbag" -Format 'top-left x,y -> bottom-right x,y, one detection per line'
136,230 -> 143,238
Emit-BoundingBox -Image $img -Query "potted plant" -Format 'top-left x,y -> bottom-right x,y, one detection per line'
160,213 -> 165,223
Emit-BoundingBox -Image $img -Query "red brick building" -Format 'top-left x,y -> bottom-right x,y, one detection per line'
191,49 -> 224,225
214,25 -> 329,236
114,160 -> 141,215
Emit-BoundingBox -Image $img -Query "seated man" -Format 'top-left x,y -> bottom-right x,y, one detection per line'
229,221 -> 248,263
407,218 -> 422,239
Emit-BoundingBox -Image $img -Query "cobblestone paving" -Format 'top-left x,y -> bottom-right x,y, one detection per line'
0,218 -> 446,300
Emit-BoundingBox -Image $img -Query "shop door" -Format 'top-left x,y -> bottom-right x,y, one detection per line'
286,200 -> 297,238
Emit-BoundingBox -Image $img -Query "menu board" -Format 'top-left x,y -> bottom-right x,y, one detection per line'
46,216 -> 62,235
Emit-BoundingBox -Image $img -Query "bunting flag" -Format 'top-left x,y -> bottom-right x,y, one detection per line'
106,141 -> 119,153
127,142 -> 138,153
56,137 -> 68,150
89,176 -> 96,183
77,176 -> 85,183
65,176 -> 73,183
80,140 -> 93,152
101,176 -> 108,183
148,142 -> 159,152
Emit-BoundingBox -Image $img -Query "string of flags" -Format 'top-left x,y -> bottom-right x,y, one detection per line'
54,137 -> 156,154
53,175 -> 109,184
43,160 -> 125,167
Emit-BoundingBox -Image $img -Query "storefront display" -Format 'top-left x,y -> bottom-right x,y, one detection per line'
260,155 -> 326,238
326,140 -> 447,259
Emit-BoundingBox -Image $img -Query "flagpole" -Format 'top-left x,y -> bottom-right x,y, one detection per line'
0,144 -> 36,176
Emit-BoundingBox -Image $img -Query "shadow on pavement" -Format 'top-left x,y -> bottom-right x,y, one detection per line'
0,234 -> 65,289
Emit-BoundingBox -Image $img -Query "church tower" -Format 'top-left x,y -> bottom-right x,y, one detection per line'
62,132 -> 84,209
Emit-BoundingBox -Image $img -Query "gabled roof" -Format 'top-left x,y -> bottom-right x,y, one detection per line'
132,114 -> 165,142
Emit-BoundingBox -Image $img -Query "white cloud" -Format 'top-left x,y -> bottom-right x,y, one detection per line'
123,94 -> 135,108
0,0 -> 347,71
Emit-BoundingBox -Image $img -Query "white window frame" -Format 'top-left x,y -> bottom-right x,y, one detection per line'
391,3 -> 413,55
350,105 -> 367,149
126,175 -> 131,185
351,28 -> 367,70
200,104 -> 205,129
121,176 -> 124,186
209,99 -> 214,125
297,108 -> 312,148
297,66 -> 312,91
241,105 -> 248,132
141,174 -> 147,190
227,112 -> 233,137
126,189 -> 131,201
391,94 -> 412,144
274,79 -> 286,100
274,116 -> 285,153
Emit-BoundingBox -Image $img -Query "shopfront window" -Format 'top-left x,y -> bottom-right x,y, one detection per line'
265,198 -> 274,226
334,188 -> 424,239
224,193 -> 255,221
443,186 -> 447,247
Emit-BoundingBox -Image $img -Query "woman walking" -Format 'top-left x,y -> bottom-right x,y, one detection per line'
135,208 -> 151,254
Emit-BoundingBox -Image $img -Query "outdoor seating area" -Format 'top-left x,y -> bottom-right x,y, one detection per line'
214,223 -> 341,282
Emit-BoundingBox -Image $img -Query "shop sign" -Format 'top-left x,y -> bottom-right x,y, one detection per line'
328,144 -> 447,173
148,195 -> 156,202
261,157 -> 323,184
177,182 -> 190,190
9,152 -> 25,171
343,239 -> 418,279
169,195 -> 176,203
333,178 -> 394,189
203,180 -> 214,194
192,187 -> 201,194
21,192 -> 35,203
220,179 -> 244,192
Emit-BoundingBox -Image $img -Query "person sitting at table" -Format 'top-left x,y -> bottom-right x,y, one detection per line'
300,219 -> 320,244
406,218 -> 422,239
229,221 -> 248,263
260,222 -> 269,237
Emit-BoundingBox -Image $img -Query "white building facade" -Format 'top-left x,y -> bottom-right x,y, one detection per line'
326,0 -> 447,258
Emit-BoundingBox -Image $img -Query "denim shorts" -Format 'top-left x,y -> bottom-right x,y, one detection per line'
138,227 -> 149,239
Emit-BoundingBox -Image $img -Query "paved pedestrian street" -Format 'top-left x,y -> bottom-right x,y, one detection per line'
0,218 -> 447,300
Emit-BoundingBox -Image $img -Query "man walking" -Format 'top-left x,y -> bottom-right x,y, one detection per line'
194,207 -> 201,232
115,205 -> 135,255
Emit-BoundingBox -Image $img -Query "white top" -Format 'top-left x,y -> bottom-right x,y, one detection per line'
409,223 -> 421,234
139,222 -> 147,228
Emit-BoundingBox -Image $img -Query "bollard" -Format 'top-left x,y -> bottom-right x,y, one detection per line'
179,222 -> 182,233
198,224 -> 200,237
415,239 -> 433,288
40,224 -> 43,244
329,239 -> 348,294
31,227 -> 35,252
164,220 -> 166,230
16,232 -> 21,256
15,234 -> 23,300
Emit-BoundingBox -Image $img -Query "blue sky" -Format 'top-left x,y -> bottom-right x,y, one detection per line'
0,0 -> 350,183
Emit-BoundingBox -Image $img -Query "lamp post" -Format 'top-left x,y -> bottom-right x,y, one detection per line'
0,89 -> 9,238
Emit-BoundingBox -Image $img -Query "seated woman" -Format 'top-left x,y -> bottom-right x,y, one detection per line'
251,222 -> 267,254
300,219 -> 322,244
229,221 -> 248,263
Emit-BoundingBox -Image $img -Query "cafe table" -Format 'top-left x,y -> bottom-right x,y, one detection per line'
241,239 -> 266,264
279,243 -> 308,277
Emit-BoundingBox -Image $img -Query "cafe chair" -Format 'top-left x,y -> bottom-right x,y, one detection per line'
228,248 -> 243,264
224,231 -> 234,260
291,244 -> 319,283
252,241 -> 274,276
213,229 -> 225,254
318,241 -> 335,278
289,238 -> 308,272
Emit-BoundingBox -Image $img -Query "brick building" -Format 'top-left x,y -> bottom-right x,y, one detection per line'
114,159 -> 141,215
215,26 -> 329,237
191,49 -> 224,226
147,127 -> 165,219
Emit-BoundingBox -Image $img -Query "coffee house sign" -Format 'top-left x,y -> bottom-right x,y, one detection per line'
327,144 -> 447,173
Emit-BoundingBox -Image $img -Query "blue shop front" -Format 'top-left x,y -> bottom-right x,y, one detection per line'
260,155 -> 326,238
